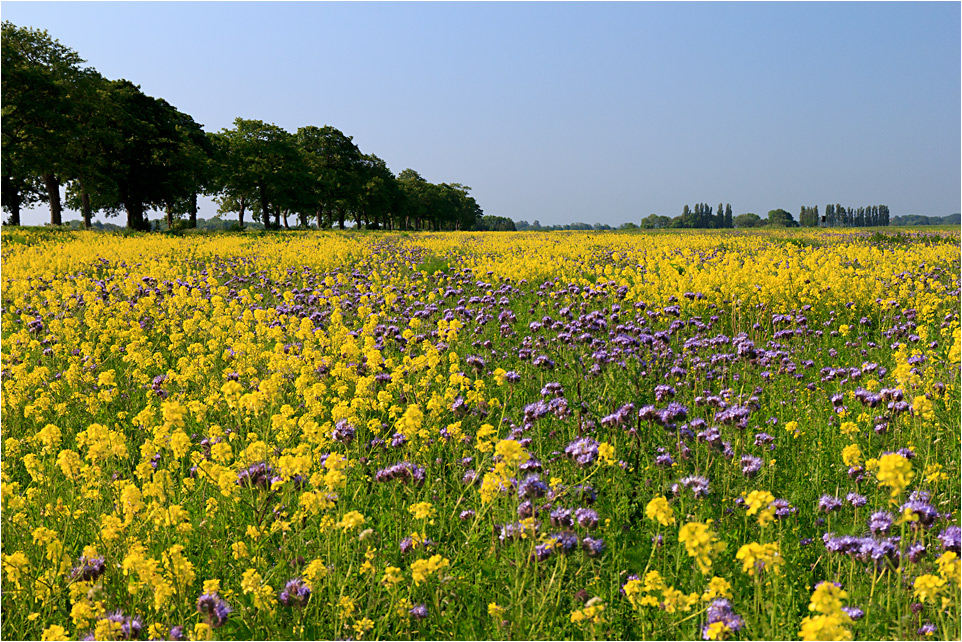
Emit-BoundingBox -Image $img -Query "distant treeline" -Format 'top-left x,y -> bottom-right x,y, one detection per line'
515,220 -> 640,232
2,22 -> 483,231
640,203 -> 734,229
890,213 -> 960,226
641,203 -> 899,229
817,204 -> 890,227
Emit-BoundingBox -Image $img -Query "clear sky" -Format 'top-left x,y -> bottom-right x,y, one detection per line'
3,1 -> 960,227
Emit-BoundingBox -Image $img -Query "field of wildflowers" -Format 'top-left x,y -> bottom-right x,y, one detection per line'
1,227 -> 959,641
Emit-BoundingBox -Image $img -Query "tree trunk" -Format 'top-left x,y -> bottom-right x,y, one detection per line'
238,196 -> 245,229
43,173 -> 62,226
166,202 -> 174,229
8,199 -> 21,226
282,208 -> 289,230
125,201 -> 147,231
315,206 -> 323,229
188,192 -> 198,228
273,205 -> 280,229
337,208 -> 345,230
259,184 -> 269,227
3,176 -> 21,226
81,190 -> 92,229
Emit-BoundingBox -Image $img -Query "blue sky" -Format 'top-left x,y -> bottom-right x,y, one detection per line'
4,1 -> 960,226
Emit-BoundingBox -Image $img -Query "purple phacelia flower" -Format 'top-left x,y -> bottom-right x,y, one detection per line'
818,495 -> 843,513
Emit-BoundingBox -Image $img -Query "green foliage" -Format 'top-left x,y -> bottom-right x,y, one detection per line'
734,212 -> 763,228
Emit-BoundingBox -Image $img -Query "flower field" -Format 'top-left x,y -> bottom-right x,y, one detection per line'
1,227 -> 959,641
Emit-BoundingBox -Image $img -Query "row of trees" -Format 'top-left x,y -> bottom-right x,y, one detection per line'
640,203 -> 734,229
1,22 -> 483,231
821,204 -> 890,228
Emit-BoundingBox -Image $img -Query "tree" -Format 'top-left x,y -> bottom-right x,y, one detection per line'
734,212 -> 763,228
353,153 -> 400,230
767,208 -> 796,227
724,203 -> 733,229
476,215 -> 516,231
89,80 -> 205,230
295,125 -> 363,229
640,214 -> 671,229
2,21 -> 89,226
215,118 -> 308,229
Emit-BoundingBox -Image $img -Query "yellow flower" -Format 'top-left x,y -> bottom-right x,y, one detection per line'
488,602 -> 506,619
937,551 -> 961,584
408,502 -> 436,520
409,554 -> 449,585
744,490 -> 776,527
337,510 -> 366,531
241,569 -> 276,610
598,442 -> 615,465
839,421 -> 858,436
703,576 -> 733,600
678,522 -> 726,574
381,565 -> 402,588
705,621 -> 732,641
913,574 -> 946,603
494,439 -> 529,466
40,625 -> 69,641
841,444 -> 862,467
912,395 -> 936,422
876,452 -> 914,501
736,542 -> 783,576
645,496 -> 675,526
3,551 -> 29,588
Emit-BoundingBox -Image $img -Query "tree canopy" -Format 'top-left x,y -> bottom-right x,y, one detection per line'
1,21 -> 484,231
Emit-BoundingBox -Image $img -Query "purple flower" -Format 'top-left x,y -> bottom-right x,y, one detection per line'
237,462 -> 273,489
574,508 -> 599,529
702,599 -> 745,639
100,611 -> 142,640
673,475 -> 711,499
740,455 -> 763,478
197,592 -> 233,625
938,526 -> 961,553
565,437 -> 599,468
919,622 -> 937,637
818,495 -> 843,513
518,474 -> 548,500
71,555 -> 106,582
331,420 -> 355,444
550,507 -> 573,528
842,607 -> 864,621
869,511 -> 893,535
581,537 -> 605,557
906,543 -> 927,563
846,492 -> 867,508
654,450 -> 674,467
549,531 -> 579,553
900,499 -> 940,528
374,461 -> 426,486
753,432 -> 775,450
409,603 -> 429,619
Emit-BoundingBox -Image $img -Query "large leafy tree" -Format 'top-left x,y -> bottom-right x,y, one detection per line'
354,153 -> 400,230
767,208 -> 796,227
295,125 -> 363,229
1,21 -> 87,225
214,119 -> 308,229
62,70 -> 127,228
91,80 -> 197,230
